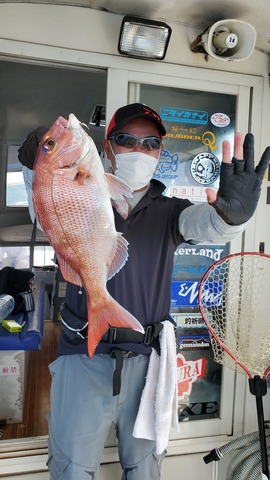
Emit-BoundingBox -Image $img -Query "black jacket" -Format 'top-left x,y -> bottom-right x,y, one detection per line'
58,179 -> 192,355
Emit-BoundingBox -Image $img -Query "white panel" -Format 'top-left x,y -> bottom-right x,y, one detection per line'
0,351 -> 27,424
106,69 -> 129,130
0,449 -> 234,479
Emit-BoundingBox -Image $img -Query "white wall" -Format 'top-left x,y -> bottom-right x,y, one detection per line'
0,447 -> 237,480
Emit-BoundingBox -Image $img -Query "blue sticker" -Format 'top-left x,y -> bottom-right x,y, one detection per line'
171,280 -> 223,307
171,280 -> 200,307
160,107 -> 208,125
173,244 -> 229,281
156,149 -> 179,174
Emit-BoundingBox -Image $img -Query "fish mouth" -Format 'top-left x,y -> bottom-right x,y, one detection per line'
57,116 -> 69,129
58,113 -> 81,130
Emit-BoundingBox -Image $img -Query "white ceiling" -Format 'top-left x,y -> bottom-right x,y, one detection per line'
3,0 -> 270,54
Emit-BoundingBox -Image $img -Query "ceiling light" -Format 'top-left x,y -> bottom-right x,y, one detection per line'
118,16 -> 172,60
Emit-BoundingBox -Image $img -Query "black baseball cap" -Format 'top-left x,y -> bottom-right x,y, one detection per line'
18,126 -> 48,170
107,103 -> 166,138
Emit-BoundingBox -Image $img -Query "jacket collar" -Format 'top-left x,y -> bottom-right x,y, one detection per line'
127,179 -> 166,217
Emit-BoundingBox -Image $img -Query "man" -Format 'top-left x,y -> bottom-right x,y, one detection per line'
18,103 -> 270,480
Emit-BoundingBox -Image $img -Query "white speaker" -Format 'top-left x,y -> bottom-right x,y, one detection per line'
191,19 -> 257,61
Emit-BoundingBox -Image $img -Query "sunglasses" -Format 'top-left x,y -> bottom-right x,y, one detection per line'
108,133 -> 162,151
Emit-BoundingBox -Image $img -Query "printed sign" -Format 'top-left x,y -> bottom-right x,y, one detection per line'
177,334 -> 211,351
0,364 -> 18,376
171,280 -> 200,307
174,244 -> 226,261
168,185 -> 207,202
179,401 -> 219,420
173,243 -> 229,281
177,346 -> 222,421
171,312 -> 206,328
177,352 -> 206,400
171,280 -> 223,307
160,106 -> 208,125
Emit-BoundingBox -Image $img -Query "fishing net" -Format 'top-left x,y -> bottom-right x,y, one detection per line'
198,252 -> 270,379
198,252 -> 270,478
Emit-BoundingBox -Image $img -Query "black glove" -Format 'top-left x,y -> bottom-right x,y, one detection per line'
18,126 -> 48,170
211,133 -> 270,225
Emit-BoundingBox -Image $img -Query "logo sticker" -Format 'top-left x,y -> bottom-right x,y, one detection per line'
168,185 -> 207,202
177,335 -> 211,351
160,106 -> 208,125
202,131 -> 218,151
171,280 -> 223,307
156,149 -> 179,174
177,353 -> 206,399
210,112 -> 230,128
190,152 -> 220,185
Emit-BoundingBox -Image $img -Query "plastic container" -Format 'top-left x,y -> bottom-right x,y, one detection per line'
0,294 -> 15,320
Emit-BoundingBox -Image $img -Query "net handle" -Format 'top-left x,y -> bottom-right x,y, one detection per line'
249,377 -> 269,478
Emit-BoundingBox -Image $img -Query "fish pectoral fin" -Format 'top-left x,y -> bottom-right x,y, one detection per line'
107,233 -> 129,280
105,172 -> 133,199
56,253 -> 83,287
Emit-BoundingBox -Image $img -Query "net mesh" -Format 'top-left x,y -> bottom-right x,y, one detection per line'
198,253 -> 270,378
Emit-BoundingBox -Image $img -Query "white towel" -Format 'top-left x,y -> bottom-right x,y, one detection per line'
132,320 -> 180,454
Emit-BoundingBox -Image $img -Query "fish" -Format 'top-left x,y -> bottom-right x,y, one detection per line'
33,113 -> 144,357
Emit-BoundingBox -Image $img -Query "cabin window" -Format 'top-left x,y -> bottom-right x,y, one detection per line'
33,246 -> 55,268
0,58 -> 107,212
6,145 -> 28,207
0,58 -> 108,452
0,245 -> 55,269
0,246 -> 30,269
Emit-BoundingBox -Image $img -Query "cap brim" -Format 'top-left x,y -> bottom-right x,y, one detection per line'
109,113 -> 166,137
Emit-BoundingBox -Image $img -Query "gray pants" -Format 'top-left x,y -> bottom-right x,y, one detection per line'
46,353 -> 165,479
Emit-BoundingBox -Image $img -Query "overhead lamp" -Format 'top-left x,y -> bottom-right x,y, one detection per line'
190,19 -> 257,61
118,16 -> 172,60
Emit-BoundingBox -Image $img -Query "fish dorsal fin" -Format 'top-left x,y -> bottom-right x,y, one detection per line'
107,232 -> 129,280
105,173 -> 133,200
56,253 -> 83,287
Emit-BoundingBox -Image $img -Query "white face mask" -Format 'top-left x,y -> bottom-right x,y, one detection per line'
113,151 -> 159,191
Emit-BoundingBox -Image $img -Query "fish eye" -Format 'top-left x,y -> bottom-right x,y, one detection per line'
43,137 -> 56,150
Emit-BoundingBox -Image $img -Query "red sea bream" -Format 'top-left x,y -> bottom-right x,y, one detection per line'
33,113 -> 144,357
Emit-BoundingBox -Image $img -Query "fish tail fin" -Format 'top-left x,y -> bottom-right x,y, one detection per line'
87,296 -> 144,358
